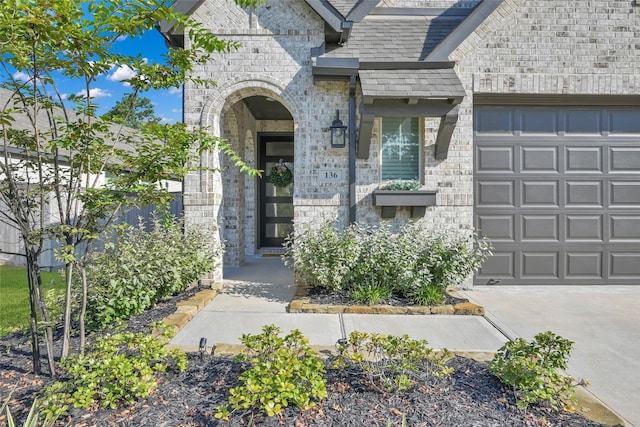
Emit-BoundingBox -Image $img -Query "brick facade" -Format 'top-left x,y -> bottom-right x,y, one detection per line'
181,0 -> 640,282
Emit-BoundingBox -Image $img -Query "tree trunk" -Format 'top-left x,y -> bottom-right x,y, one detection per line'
61,262 -> 74,358
79,265 -> 88,353
25,252 -> 42,375
33,255 -> 57,377
27,249 -> 57,377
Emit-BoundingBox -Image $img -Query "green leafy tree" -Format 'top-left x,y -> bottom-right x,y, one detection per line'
102,93 -> 159,129
0,0 -> 261,375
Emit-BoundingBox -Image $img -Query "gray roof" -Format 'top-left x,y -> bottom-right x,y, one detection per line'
0,88 -> 137,160
359,68 -> 465,100
322,14 -> 466,62
328,0 -> 359,18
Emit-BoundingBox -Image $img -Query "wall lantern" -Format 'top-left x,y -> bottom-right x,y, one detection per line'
330,109 -> 347,148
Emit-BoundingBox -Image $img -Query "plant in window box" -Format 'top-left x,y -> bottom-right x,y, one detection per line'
373,180 -> 437,219
270,159 -> 292,188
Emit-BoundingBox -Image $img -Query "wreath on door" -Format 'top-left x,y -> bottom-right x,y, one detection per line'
270,159 -> 293,188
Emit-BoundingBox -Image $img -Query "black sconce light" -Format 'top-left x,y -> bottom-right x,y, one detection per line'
330,109 -> 347,148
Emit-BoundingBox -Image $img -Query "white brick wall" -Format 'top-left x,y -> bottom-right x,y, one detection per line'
183,0 -> 640,275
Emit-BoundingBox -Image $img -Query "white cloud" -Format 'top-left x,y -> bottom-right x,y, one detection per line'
168,87 -> 182,95
60,93 -> 68,100
171,108 -> 182,113
76,88 -> 112,99
13,71 -> 32,82
158,116 -> 174,124
115,35 -> 128,42
107,64 -> 137,86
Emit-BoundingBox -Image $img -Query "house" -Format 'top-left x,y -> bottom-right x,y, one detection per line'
0,88 -> 182,268
161,0 -> 640,286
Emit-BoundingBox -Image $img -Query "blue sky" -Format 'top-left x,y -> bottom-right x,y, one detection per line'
106,30 -> 183,124
11,29 -> 183,124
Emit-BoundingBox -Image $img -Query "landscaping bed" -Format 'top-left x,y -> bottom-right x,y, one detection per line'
290,285 -> 486,315
0,284 -> 607,427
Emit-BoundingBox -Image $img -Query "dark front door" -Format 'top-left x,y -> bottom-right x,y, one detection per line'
259,134 -> 294,247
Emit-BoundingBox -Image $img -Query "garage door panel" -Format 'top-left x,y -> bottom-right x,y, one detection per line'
476,252 -> 514,279
475,104 -> 640,285
566,181 -> 603,206
609,181 -> 640,207
610,147 -> 640,172
565,109 -> 602,134
477,215 -> 515,241
521,252 -> 559,278
475,108 -> 515,133
521,146 -> 558,172
521,108 -> 557,133
565,252 -> 602,278
521,215 -> 558,241
476,181 -> 515,206
610,215 -> 640,240
565,147 -> 603,172
521,181 -> 559,206
610,253 -> 640,276
609,109 -> 640,133
477,146 -> 514,172
565,215 -> 603,241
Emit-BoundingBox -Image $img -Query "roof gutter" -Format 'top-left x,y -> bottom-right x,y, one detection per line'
157,0 -> 206,48
304,0 -> 344,32
311,55 -> 359,80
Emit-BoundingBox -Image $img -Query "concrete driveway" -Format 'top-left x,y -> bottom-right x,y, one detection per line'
463,286 -> 640,427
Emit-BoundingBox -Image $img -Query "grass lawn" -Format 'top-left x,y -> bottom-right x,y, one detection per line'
0,265 -> 66,336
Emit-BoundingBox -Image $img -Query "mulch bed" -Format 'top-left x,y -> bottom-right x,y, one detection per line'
1,284 -> 605,427
306,287 -> 468,307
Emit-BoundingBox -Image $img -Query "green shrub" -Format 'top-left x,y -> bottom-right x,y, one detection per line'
215,325 -> 327,420
408,284 -> 445,306
349,282 -> 394,305
285,221 -> 491,305
84,218 -> 220,329
1,399 -> 45,427
334,331 -> 453,393
489,331 -> 585,411
380,180 -> 421,191
40,330 -> 186,421
283,222 -> 362,290
2,385 -> 50,427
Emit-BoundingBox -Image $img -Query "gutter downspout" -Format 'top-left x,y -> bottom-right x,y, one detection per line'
349,75 -> 357,224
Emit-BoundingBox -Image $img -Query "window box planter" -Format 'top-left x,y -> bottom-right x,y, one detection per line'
373,189 -> 437,218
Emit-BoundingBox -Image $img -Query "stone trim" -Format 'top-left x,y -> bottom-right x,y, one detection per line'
209,29 -> 323,36
289,283 -> 485,316
154,287 -> 220,336
199,75 -> 300,129
472,73 -> 640,95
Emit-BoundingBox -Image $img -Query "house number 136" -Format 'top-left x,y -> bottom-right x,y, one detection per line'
318,169 -> 343,183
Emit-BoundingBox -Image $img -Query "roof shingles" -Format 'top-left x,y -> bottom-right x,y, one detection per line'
323,15 -> 465,61
327,0 -> 360,18
359,69 -> 465,99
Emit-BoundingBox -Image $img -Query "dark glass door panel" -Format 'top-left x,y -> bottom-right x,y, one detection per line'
259,134 -> 293,247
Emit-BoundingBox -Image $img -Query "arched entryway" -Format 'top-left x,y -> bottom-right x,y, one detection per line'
219,92 -> 295,266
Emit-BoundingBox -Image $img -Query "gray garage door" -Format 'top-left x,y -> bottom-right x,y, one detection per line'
474,105 -> 640,285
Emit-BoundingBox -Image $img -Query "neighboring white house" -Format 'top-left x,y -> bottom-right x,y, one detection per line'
163,0 -> 640,286
0,88 -> 182,268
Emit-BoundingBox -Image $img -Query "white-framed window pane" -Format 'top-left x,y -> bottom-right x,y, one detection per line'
381,117 -> 420,181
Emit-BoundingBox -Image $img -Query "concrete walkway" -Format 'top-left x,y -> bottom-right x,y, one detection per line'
170,256 -> 508,351
170,256 -> 638,426
462,286 -> 640,427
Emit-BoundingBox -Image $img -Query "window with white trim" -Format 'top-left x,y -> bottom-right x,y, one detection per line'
381,117 -> 420,181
